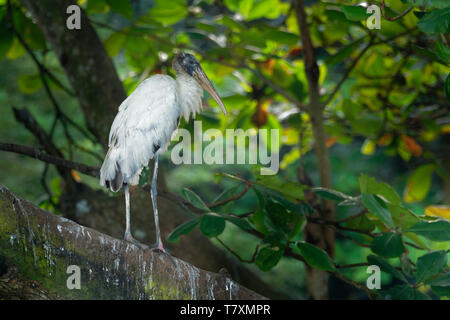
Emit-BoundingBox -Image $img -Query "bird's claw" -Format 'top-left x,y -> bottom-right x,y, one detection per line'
150,243 -> 177,267
124,233 -> 149,250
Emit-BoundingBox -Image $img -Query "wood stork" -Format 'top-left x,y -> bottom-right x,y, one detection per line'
100,52 -> 226,253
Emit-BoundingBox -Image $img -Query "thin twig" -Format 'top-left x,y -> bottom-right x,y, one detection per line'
216,237 -> 259,263
207,182 -> 251,208
323,37 -> 374,106
0,142 -> 99,177
334,209 -> 368,224
382,1 -> 413,21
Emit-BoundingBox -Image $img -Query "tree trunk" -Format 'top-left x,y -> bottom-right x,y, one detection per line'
294,0 -> 335,300
0,185 -> 264,300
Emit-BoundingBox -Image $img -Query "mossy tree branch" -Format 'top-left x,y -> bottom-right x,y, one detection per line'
0,186 -> 264,300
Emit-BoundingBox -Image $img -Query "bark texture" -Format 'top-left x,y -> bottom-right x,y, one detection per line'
0,185 -> 264,300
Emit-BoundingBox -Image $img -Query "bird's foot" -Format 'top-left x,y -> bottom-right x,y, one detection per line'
150,242 -> 177,267
124,233 -> 149,250
149,241 -> 167,254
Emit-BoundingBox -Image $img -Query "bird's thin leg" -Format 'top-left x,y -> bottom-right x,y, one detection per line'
150,154 -> 165,252
123,184 -> 148,250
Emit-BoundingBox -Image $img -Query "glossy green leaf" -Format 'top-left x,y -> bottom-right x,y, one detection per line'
370,233 -> 405,258
416,251 -> 447,283
417,8 -> 450,33
312,187 -> 350,202
435,41 -> 450,65
199,214 -> 226,237
297,242 -> 336,271
182,188 -> 211,212
361,194 -> 394,227
255,245 -> 285,271
431,285 -> 450,297
403,164 -> 435,203
407,220 -> 450,242
341,5 -> 370,21
384,285 -> 430,300
145,0 -> 188,26
168,217 -> 200,242
425,272 -> 450,286
223,215 -> 253,231
359,174 -> 402,205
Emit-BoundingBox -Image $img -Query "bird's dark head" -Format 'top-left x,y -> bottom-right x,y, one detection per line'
175,52 -> 200,77
173,52 -> 227,116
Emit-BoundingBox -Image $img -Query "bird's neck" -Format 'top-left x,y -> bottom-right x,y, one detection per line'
176,73 -> 204,122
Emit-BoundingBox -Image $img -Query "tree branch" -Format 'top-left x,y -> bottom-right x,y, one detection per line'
0,186 -> 264,300
0,142 -> 99,177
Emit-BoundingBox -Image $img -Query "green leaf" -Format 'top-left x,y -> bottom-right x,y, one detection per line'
435,41 -> 450,65
250,208 -> 269,234
311,187 -> 350,202
104,32 -> 126,58
341,5 -> 370,21
167,217 -> 200,242
325,39 -> 363,65
106,0 -> 133,20
370,233 -> 405,258
407,220 -> 450,242
199,214 -> 226,237
344,214 -> 375,232
223,215 -> 253,231
17,74 -> 42,94
403,164 -> 435,203
211,185 -> 240,214
404,0 -> 449,9
417,7 -> 450,34
367,255 -> 409,283
265,198 -> 292,232
389,205 -> 421,230
425,272 -> 450,286
384,285 -> 430,300
255,245 -> 285,271
182,188 -> 210,212
359,174 -> 402,205
145,0 -> 188,26
251,166 -> 305,202
431,285 -> 450,297
361,194 -> 394,227
271,195 -> 312,216
297,242 -> 336,271
416,251 -> 447,283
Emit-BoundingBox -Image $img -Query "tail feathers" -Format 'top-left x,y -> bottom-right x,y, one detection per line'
100,149 -> 123,192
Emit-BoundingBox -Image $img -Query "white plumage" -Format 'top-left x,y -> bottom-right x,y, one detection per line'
100,74 -> 203,191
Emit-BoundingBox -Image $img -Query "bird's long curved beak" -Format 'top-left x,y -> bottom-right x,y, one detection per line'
193,67 -> 227,116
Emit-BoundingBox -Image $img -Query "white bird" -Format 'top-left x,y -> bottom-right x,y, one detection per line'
100,52 -> 227,253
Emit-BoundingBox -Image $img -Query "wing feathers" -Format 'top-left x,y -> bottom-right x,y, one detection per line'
100,75 -> 180,191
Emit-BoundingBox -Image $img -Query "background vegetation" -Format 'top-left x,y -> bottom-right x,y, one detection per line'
0,0 -> 449,299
